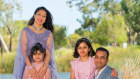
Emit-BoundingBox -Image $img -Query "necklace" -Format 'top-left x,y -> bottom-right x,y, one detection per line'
32,24 -> 43,31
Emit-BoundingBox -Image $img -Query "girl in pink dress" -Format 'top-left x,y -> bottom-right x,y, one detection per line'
23,43 -> 51,79
70,38 -> 118,79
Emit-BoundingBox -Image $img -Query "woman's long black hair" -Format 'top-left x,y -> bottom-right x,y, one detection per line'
27,6 -> 54,33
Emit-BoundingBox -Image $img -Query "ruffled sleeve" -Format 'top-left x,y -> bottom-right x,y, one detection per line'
13,27 -> 28,79
46,32 -> 53,53
20,29 -> 28,58
46,31 -> 57,79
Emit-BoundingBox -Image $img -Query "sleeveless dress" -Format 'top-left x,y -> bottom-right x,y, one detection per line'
13,27 -> 57,79
71,57 -> 97,79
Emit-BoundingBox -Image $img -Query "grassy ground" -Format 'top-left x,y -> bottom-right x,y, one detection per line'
0,52 -> 15,73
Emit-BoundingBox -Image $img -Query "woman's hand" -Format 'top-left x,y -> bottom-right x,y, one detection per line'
37,64 -> 48,79
29,67 -> 37,78
111,68 -> 118,77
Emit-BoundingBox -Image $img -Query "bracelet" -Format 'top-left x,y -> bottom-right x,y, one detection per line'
44,63 -> 48,67
28,65 -> 34,70
46,64 -> 48,67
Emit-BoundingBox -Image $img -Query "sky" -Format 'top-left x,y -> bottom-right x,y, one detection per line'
13,0 -> 82,35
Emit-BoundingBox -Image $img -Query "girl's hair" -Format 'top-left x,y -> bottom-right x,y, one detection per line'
30,43 -> 46,58
73,38 -> 95,58
27,6 -> 54,33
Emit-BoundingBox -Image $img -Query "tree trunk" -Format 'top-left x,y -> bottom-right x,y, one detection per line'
6,25 -> 12,52
0,40 -> 3,57
132,32 -> 137,44
127,26 -> 131,44
9,35 -> 12,52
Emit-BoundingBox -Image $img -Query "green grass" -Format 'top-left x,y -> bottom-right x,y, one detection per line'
0,52 -> 15,73
108,46 -> 140,70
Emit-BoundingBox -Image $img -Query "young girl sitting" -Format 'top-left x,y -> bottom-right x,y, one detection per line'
70,38 -> 117,79
23,43 -> 51,79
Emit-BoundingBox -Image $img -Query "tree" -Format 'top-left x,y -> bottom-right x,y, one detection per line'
0,0 -> 21,52
69,33 -> 81,47
75,28 -> 91,40
67,0 -> 99,31
67,0 -> 140,45
93,14 -> 127,46
121,0 -> 140,44
53,25 -> 67,49
14,20 -> 28,37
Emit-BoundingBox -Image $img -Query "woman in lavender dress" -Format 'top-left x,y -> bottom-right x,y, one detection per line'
13,6 -> 57,79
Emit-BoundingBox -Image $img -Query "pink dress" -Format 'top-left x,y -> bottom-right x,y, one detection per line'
23,62 -> 51,79
71,57 -> 97,79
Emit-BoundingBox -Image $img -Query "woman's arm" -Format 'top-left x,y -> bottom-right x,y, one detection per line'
46,67 -> 51,79
44,50 -> 50,67
44,32 -> 53,66
21,30 -> 32,66
23,66 -> 29,79
25,57 -> 32,66
21,30 -> 37,77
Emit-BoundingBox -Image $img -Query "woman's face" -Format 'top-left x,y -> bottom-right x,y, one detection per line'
77,42 -> 90,57
34,9 -> 47,25
33,50 -> 44,63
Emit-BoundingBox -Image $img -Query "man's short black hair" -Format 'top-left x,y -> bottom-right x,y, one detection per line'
96,47 -> 109,59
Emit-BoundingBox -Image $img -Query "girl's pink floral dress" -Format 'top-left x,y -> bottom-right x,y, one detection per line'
71,57 -> 97,79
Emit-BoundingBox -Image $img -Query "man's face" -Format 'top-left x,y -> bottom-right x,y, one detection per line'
95,50 -> 108,69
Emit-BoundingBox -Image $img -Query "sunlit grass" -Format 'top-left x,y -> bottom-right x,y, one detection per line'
0,52 -> 15,73
121,54 -> 140,79
108,46 -> 140,79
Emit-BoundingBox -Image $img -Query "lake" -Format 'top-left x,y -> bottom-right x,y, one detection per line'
0,72 -> 70,79
0,72 -> 122,79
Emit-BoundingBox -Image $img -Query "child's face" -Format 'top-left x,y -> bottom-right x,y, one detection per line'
77,42 -> 90,57
33,50 -> 44,63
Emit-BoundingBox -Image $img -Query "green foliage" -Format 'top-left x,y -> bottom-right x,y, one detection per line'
75,29 -> 91,40
121,0 -> 140,33
75,28 -> 84,36
55,48 -> 74,72
0,0 -> 21,52
2,35 -> 18,51
67,0 -> 140,45
108,45 -> 140,72
53,25 -> 67,49
69,34 -> 81,47
136,33 -> 140,45
93,14 -> 127,46
14,20 -> 28,37
0,52 -> 15,73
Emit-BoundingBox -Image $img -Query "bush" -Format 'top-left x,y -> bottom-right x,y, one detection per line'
0,52 -> 15,73
55,47 -> 74,72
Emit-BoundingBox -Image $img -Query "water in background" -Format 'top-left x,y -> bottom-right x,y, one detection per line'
0,72 -> 122,79
0,72 -> 70,79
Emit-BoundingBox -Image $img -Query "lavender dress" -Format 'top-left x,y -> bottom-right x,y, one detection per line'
13,27 -> 57,79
